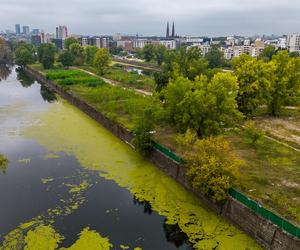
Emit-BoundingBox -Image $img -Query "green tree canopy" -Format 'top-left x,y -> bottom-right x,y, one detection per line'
69,43 -> 84,66
132,109 -> 155,154
205,44 -> 226,69
64,37 -> 79,50
232,54 -> 272,115
84,45 -> 98,65
177,131 -> 238,202
38,43 -> 56,69
259,45 -> 277,61
15,43 -> 36,67
93,48 -> 111,75
154,45 -> 167,66
164,73 -> 242,136
267,50 -> 300,115
58,50 -> 74,68
143,44 -> 156,62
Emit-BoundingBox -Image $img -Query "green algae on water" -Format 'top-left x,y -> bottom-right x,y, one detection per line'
18,158 -> 31,164
23,100 -> 261,249
43,153 -> 60,159
41,177 -> 54,184
61,227 -> 112,250
24,224 -> 63,250
0,154 -> 9,174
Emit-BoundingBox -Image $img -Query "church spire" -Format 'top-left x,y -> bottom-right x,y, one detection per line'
166,21 -> 170,38
171,21 -> 175,38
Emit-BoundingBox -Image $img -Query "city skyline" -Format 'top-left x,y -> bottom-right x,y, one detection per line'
1,0 -> 300,36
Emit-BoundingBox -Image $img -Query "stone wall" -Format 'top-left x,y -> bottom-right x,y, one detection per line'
25,66 -> 300,250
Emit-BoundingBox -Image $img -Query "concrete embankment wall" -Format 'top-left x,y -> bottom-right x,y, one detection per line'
25,66 -> 300,250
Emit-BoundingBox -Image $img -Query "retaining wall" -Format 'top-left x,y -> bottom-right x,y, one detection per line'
25,66 -> 300,250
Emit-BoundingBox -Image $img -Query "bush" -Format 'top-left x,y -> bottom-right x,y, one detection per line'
177,130 -> 238,203
132,110 -> 155,154
244,121 -> 264,146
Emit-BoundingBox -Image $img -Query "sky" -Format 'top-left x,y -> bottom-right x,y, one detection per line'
1,0 -> 300,36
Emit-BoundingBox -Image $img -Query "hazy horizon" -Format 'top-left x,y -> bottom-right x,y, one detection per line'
1,0 -> 300,37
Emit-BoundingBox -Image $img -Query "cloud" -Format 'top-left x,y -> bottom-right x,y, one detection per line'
0,0 -> 300,36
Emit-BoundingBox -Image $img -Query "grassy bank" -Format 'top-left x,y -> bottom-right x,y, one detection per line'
31,65 -> 300,226
80,64 -> 156,92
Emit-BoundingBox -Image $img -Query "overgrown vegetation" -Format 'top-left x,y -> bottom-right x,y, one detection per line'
132,110 -> 155,154
177,130 -> 239,202
0,154 -> 9,174
46,69 -> 105,87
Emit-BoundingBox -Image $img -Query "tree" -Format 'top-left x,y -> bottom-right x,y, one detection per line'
93,48 -> 111,75
205,44 -> 226,69
143,44 -> 156,62
84,45 -> 98,65
289,51 -> 300,58
38,43 -> 56,69
64,37 -> 79,50
0,38 -> 12,63
259,45 -> 276,61
232,54 -> 272,116
154,71 -> 169,92
268,51 -> 300,116
15,45 -> 35,67
132,109 -> 155,154
177,131 -> 238,203
164,73 -> 242,136
58,51 -> 74,68
69,43 -> 84,66
175,46 -> 208,80
154,45 -> 167,66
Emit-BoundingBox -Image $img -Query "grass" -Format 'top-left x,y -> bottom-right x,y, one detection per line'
80,65 -> 156,92
249,106 -> 300,150
69,84 -> 165,130
225,129 -> 300,226
45,69 -> 106,87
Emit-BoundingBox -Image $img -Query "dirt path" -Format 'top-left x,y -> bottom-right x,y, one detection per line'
264,134 -> 300,152
73,67 -> 153,96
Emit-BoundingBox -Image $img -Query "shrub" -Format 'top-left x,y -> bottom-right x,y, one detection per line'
132,110 -> 155,154
177,131 -> 239,203
244,121 -> 264,146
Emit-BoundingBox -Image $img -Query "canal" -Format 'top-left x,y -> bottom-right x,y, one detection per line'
0,66 -> 260,249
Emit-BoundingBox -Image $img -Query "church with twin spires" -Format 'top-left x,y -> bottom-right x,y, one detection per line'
166,21 -> 176,39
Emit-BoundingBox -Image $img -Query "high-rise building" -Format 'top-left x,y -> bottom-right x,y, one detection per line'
287,34 -> 300,52
32,29 -> 40,35
15,24 -> 21,35
55,26 -> 68,39
22,26 -> 30,35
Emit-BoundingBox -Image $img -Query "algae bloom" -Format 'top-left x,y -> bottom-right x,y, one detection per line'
21,100 -> 261,249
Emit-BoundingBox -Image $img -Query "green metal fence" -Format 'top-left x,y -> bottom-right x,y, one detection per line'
229,188 -> 300,240
152,142 -> 185,164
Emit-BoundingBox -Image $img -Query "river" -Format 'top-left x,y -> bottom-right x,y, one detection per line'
0,66 -> 260,250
